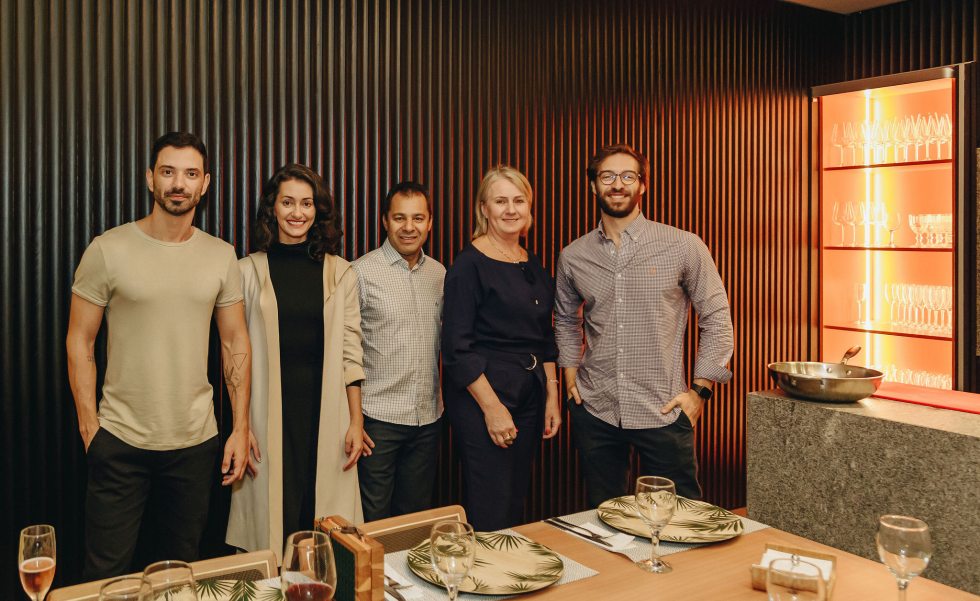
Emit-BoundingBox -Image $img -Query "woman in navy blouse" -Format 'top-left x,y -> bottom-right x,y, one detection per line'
441,165 -> 561,530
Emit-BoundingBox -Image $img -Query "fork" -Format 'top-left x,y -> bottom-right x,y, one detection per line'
544,517 -> 616,546
385,574 -> 411,590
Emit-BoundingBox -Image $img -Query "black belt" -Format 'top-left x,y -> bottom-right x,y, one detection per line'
479,348 -> 540,371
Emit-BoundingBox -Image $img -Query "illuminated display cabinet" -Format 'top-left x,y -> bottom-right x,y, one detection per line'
812,65 -> 976,399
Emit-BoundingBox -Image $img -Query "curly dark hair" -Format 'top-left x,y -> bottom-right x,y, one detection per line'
586,144 -> 650,190
252,163 -> 342,262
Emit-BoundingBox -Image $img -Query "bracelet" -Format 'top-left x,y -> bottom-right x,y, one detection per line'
547,379 -> 559,384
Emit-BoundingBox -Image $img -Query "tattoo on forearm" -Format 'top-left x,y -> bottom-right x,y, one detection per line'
223,352 -> 248,392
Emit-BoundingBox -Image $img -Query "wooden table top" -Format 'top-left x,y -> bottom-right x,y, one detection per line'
510,520 -> 978,600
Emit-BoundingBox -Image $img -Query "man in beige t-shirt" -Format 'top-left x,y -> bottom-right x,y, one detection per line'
66,132 -> 253,579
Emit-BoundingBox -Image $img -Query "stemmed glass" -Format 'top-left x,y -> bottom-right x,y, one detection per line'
842,202 -> 857,246
876,515 -> 932,601
429,520 -> 476,601
938,113 -> 952,159
19,525 -> 56,601
634,476 -> 677,573
143,561 -> 197,601
908,215 -> 923,248
854,283 -> 870,325
884,209 -> 902,248
766,557 -> 826,601
831,202 -> 845,246
282,531 -> 337,601
843,122 -> 857,165
830,123 -> 844,166
99,577 -> 152,601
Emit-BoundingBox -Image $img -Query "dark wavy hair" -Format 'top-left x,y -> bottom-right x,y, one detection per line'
252,163 -> 342,262
586,143 -> 650,190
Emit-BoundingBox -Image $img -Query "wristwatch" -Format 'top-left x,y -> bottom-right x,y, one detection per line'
691,383 -> 713,401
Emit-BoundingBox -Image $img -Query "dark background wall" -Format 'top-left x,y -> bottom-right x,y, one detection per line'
20,0 -> 978,596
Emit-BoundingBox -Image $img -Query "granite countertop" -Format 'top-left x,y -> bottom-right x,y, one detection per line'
751,388 -> 980,439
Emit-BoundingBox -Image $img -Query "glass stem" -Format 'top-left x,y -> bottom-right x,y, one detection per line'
447,583 -> 459,601
650,528 -> 661,565
897,578 -> 909,601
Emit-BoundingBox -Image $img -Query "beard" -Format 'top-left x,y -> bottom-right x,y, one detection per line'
154,187 -> 200,216
597,190 -> 641,218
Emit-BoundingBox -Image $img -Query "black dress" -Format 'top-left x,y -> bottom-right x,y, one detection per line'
267,240 -> 325,536
441,244 -> 557,531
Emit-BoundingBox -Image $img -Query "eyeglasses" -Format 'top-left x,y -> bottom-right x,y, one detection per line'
597,170 -> 639,185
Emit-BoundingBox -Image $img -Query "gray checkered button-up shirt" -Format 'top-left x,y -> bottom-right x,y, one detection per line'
555,213 -> 734,429
352,239 -> 445,426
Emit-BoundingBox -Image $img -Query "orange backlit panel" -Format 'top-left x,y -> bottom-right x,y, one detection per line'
818,77 -> 956,393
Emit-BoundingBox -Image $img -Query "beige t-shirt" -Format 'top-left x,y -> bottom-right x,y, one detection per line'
72,222 -> 243,450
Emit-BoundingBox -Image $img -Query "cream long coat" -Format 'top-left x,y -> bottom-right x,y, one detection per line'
226,252 -> 366,559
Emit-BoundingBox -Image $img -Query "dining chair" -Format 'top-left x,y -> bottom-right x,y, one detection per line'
361,505 -> 467,553
47,549 -> 278,601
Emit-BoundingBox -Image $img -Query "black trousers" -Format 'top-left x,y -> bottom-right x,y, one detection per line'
83,428 -> 219,579
569,401 -> 701,508
357,415 -> 441,522
446,358 -> 544,531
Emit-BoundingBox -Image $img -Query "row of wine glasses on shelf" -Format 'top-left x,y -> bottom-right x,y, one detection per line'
831,202 -> 951,248
874,364 -> 953,390
829,113 -> 953,166
853,283 -> 952,336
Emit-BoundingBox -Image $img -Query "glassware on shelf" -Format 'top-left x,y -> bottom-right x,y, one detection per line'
937,112 -> 952,159
908,214 -> 923,248
831,201 -> 845,246
853,282 -> 870,326
883,208 -> 902,247
830,123 -> 844,167
880,283 -> 953,335
842,201 -> 858,246
882,365 -> 952,390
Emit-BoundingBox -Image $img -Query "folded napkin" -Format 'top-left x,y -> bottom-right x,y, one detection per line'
384,562 -> 423,600
574,521 -> 635,551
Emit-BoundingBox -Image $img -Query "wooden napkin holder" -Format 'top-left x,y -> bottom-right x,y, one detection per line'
316,515 -> 385,601
750,542 -> 837,599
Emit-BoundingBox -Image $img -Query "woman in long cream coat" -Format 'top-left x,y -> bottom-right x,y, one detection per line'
226,164 -> 368,559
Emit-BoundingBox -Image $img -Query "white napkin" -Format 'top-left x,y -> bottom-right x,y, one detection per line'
254,576 -> 281,588
575,521 -> 635,551
759,549 -> 834,581
384,561 -> 424,600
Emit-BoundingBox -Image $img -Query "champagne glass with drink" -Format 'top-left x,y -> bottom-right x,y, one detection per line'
19,524 -> 56,601
634,476 -> 677,573
282,531 -> 337,601
877,515 -> 932,601
429,520 -> 476,601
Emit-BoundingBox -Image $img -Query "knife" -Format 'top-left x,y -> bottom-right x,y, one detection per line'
544,518 -> 614,547
384,584 -> 407,601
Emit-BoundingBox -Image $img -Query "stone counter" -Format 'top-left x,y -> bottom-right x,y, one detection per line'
746,389 -> 980,594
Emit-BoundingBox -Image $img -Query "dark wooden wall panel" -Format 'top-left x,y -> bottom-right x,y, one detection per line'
0,0 -> 842,594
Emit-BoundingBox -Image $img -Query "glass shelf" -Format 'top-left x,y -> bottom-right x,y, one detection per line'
823,158 -> 952,171
824,323 -> 952,342
822,246 -> 953,252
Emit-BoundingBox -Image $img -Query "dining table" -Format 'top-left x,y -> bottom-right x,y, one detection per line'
493,518 -> 978,600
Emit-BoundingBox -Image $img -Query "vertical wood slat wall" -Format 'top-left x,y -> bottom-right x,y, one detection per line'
0,0 -> 840,592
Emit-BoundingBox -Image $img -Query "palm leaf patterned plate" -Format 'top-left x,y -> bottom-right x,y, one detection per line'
597,495 -> 744,543
407,532 -> 564,595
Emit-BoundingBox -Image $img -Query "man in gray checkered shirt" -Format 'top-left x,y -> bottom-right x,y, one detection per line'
555,144 -> 734,507
352,181 -> 446,521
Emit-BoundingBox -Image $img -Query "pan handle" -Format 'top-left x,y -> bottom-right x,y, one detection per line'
839,345 -> 862,365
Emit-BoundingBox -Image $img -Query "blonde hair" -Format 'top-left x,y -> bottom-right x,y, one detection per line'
472,165 -> 534,239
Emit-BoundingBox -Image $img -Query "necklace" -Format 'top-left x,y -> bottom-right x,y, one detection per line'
486,236 -> 526,263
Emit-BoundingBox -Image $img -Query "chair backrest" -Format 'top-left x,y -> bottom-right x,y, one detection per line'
47,549 -> 278,601
360,505 -> 467,553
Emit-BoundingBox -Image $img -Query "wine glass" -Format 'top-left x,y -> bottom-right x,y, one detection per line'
634,476 -> 677,573
282,531 -> 337,601
766,557 -> 826,601
143,561 -> 197,601
842,202 -> 857,246
100,576 -> 152,601
877,515 -> 932,601
429,520 -> 476,601
19,525 -> 56,601
830,123 -> 844,166
831,202 -> 845,246
884,209 -> 902,247
854,282 -> 870,325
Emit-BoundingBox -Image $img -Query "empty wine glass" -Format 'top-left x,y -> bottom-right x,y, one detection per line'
830,123 -> 844,166
854,282 -> 870,325
842,202 -> 857,246
843,122 -> 857,165
908,214 -> 923,248
831,202 -> 845,246
884,209 -> 902,247
143,561 -> 197,601
19,525 -> 56,601
100,577 -> 152,601
877,515 -> 932,601
429,520 -> 475,601
634,476 -> 677,573
766,557 -> 826,601
281,531 -> 337,601
938,113 -> 952,159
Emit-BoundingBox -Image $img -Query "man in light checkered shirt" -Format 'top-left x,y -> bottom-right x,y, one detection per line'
352,181 -> 446,521
555,144 -> 734,507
